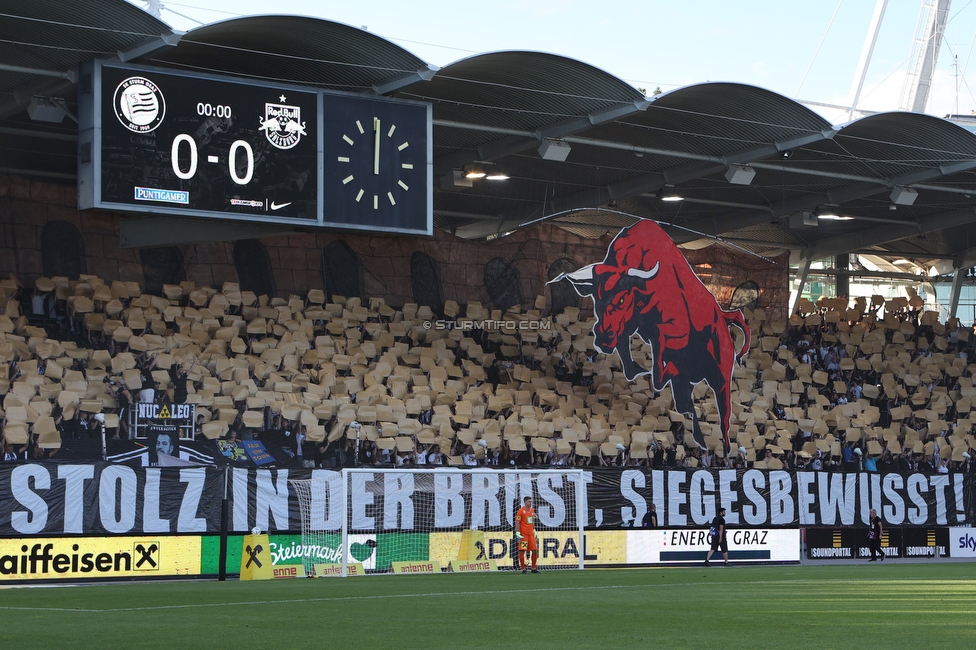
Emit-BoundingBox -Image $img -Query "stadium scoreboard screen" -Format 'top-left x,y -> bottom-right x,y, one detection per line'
78,61 -> 432,235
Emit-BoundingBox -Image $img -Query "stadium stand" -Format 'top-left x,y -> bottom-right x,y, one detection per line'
1,270 -> 974,474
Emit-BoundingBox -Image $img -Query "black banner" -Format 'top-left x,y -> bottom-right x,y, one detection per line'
806,527 -> 949,559
0,463 -> 222,536
229,469 -> 583,534
0,466 -> 972,536
588,468 -> 974,530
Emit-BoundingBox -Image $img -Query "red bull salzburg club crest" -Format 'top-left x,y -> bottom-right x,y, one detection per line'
549,220 -> 749,452
259,96 -> 307,150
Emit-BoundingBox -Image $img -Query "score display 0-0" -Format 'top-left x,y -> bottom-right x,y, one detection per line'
78,61 -> 432,236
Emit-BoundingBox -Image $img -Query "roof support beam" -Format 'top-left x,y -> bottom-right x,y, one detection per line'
436,118 -> 976,197
669,159 -> 976,246
452,216 -> 540,240
954,244 -> 976,270
851,250 -> 956,260
0,77 -> 74,120
0,33 -> 181,121
802,208 -> 976,261
639,194 -> 773,212
480,101 -> 653,160
454,130 -> 833,239
950,268 -> 965,320
750,158 -> 976,191
115,32 -> 183,62
372,64 -> 439,95
0,64 -> 76,82
790,260 -> 812,318
432,100 -> 651,175
434,210 -> 498,222
708,237 -> 803,250
806,268 -> 949,282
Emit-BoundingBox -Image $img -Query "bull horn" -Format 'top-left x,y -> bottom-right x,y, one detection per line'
626,261 -> 659,280
547,264 -> 596,285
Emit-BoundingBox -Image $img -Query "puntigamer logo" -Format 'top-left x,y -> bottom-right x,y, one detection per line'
0,539 -> 160,577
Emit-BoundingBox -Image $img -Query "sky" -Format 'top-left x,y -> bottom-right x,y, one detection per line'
131,0 -> 976,124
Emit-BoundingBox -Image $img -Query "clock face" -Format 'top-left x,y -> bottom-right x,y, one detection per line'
324,97 -> 430,232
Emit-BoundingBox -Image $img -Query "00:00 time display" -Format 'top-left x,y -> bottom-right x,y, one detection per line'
196,103 -> 231,118
170,134 -> 254,185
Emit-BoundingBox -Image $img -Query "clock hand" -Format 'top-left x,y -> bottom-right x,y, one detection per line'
373,117 -> 380,176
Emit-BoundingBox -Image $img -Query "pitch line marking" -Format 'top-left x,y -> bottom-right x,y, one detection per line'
0,584 -> 663,613
1,578 -> 973,614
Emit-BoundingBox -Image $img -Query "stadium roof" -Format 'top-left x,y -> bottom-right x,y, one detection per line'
4,2 -> 976,273
0,0 -> 177,118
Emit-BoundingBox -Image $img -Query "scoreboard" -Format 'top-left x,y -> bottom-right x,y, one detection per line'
78,61 -> 432,235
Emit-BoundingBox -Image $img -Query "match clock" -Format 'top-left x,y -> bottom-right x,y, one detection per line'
324,96 -> 431,232
81,62 -> 319,222
78,61 -> 432,235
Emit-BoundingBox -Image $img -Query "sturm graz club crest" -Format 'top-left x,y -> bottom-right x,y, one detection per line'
113,76 -> 165,133
259,95 -> 306,150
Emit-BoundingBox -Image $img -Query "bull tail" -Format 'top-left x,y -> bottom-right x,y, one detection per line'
724,309 -> 750,363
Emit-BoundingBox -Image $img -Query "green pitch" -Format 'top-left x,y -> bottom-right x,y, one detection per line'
2,564 -> 975,649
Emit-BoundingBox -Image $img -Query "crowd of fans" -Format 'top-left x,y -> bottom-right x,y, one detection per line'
0,274 -> 974,474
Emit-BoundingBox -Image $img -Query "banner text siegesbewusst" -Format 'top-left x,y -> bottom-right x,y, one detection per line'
0,465 -> 971,536
589,468 -> 973,529
228,468 -> 974,532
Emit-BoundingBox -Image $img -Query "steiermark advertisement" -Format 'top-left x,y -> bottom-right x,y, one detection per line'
200,533 -> 429,574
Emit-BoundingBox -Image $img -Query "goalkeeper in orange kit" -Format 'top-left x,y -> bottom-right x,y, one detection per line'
514,496 -> 539,573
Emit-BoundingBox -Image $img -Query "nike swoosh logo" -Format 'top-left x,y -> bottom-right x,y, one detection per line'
270,201 -> 292,211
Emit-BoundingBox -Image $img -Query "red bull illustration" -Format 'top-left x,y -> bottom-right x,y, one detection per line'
549,220 -> 749,452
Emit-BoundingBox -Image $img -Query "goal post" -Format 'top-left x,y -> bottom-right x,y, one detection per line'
289,469 -> 348,577
290,468 -> 587,576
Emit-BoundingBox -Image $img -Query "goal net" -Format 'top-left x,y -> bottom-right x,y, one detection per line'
290,468 -> 586,576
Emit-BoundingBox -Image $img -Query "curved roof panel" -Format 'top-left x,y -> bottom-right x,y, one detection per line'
0,0 -> 172,95
402,51 -> 646,134
144,16 -> 430,91
833,111 -> 976,164
603,82 -> 833,159
653,83 -> 832,129
765,112 -> 976,193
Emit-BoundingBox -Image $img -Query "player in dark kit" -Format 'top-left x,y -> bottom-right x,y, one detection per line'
705,507 -> 728,567
515,496 -> 539,573
868,509 -> 885,561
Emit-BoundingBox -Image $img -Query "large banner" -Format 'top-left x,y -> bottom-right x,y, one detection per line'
228,467 -> 973,533
0,463 -> 222,536
587,468 -> 973,529
227,468 -> 584,534
549,220 -> 749,452
0,465 -> 971,536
